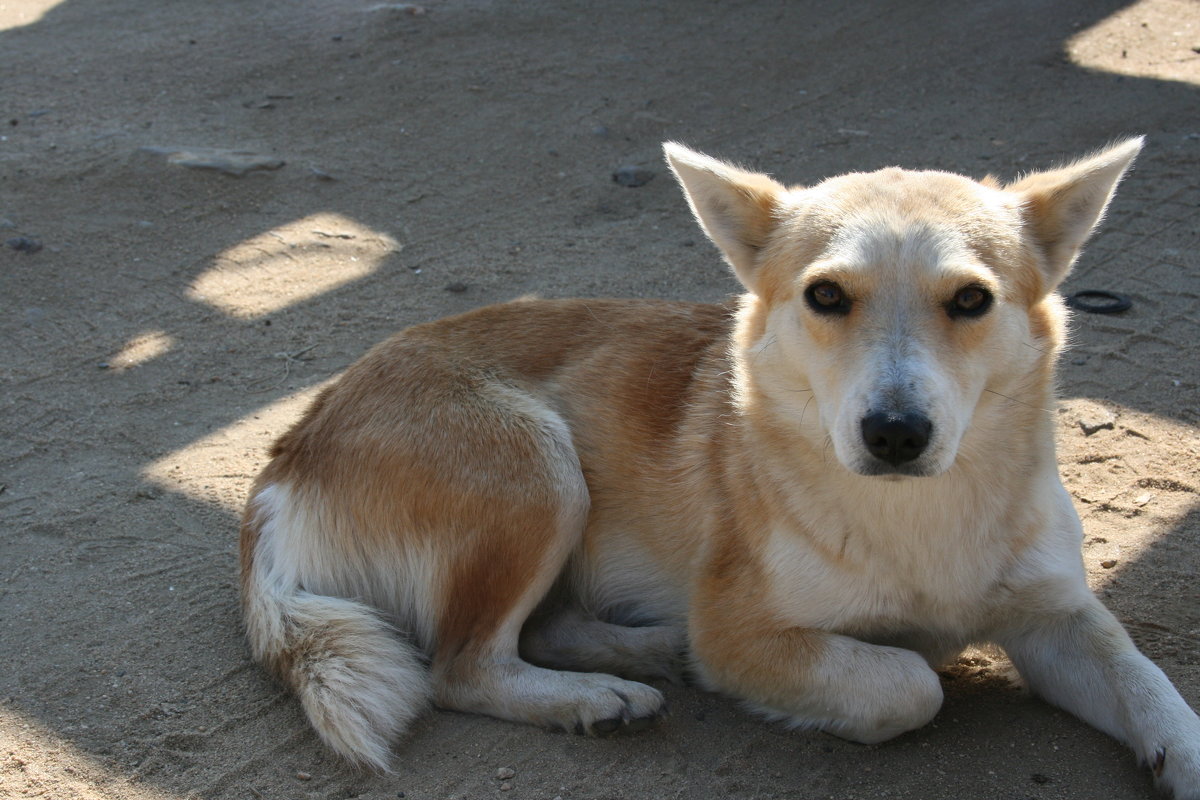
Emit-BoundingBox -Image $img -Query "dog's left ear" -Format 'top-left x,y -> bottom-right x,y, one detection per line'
664,142 -> 786,292
1007,137 -> 1143,292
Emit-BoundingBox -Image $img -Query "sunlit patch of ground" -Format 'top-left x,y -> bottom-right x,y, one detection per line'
1067,0 -> 1200,85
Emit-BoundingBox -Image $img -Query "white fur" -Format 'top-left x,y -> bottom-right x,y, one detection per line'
244,483 -> 433,771
739,635 -> 944,744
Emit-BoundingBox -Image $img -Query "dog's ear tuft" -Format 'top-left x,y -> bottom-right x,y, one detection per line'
1007,137 -> 1143,292
664,142 -> 785,291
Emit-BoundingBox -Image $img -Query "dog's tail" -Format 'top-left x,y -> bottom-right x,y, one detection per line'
239,483 -> 431,771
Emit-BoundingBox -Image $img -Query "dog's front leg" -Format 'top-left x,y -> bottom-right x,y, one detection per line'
997,598 -> 1200,798
689,588 -> 943,743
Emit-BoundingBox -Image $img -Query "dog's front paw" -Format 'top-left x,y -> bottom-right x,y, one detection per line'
745,640 -> 943,745
1148,742 -> 1200,800
823,645 -> 943,744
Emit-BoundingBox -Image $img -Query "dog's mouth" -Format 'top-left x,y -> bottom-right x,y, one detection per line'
851,459 -> 940,479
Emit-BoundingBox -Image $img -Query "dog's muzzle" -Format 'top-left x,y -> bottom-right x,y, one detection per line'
860,411 -> 933,468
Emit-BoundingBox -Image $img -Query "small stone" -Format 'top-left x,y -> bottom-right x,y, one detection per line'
6,236 -> 42,253
1134,493 -> 1153,506
1100,560 -> 1118,569
613,165 -> 655,187
295,771 -> 312,781
1031,773 -> 1051,784
496,767 -> 515,780
366,3 -> 427,14
1076,405 -> 1116,436
445,282 -> 469,293
499,783 -> 513,791
591,125 -> 610,137
141,146 -> 285,177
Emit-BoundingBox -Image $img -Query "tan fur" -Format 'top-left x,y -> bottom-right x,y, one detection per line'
239,139 -> 1200,796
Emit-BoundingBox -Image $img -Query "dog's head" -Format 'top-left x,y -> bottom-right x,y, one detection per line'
666,139 -> 1141,478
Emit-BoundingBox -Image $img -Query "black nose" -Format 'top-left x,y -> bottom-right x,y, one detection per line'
860,412 -> 933,465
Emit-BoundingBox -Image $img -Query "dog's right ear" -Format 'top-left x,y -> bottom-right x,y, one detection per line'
664,142 -> 785,291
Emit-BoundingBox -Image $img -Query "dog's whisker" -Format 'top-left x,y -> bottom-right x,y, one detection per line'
983,388 -> 1052,413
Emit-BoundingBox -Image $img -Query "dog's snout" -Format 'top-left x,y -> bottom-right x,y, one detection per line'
860,412 -> 932,466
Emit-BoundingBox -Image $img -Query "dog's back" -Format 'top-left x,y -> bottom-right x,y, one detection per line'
239,298 -> 728,767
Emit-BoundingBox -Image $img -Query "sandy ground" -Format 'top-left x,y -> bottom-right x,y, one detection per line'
2,0 -> 1199,798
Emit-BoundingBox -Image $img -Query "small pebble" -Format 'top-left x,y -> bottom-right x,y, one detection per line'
613,165 -> 655,187
141,146 -> 285,177
296,771 -> 312,781
445,282 -> 469,293
1100,560 -> 1118,569
499,783 -> 512,791
496,767 -> 515,780
6,236 -> 43,253
1077,406 -> 1115,436
591,125 -> 610,137
366,2 -> 427,14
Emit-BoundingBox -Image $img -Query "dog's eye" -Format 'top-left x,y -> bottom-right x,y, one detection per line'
805,281 -> 851,315
948,285 -> 992,318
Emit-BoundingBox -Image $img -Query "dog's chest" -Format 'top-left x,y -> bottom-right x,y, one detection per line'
762,518 -> 1012,643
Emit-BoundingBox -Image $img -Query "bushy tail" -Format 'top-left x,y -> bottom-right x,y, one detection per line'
242,556 -> 431,771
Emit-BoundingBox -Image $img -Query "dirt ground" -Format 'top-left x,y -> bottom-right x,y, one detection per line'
2,0 -> 1199,798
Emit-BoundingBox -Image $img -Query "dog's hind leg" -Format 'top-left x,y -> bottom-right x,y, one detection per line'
428,388 -> 666,735
520,607 -> 688,685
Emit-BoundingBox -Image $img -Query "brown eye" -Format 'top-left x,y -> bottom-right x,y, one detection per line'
948,285 -> 992,318
806,281 -> 850,315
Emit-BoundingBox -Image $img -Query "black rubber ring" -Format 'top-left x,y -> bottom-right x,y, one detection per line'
1065,290 -> 1132,314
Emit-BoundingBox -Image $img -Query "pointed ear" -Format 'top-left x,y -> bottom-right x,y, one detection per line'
1007,137 -> 1143,291
664,142 -> 786,291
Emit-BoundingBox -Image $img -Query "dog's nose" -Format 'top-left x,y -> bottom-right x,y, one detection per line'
860,412 -> 932,465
